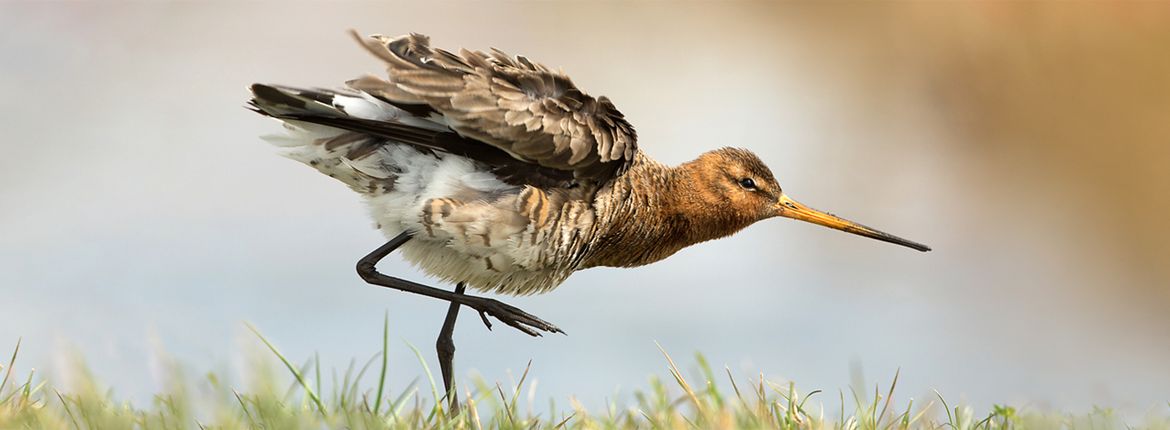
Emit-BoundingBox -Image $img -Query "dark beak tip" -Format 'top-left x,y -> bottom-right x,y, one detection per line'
909,243 -> 932,252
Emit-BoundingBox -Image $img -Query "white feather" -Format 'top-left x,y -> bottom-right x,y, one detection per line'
263,94 -> 576,294
332,92 -> 451,132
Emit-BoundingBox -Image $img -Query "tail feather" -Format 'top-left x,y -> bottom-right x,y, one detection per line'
249,84 -> 345,118
249,83 -> 448,130
249,84 -> 419,194
248,83 -> 575,190
262,120 -> 396,194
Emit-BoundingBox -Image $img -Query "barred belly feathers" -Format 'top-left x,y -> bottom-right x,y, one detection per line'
266,116 -> 598,295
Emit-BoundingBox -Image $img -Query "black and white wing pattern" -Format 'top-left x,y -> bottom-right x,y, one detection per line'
346,31 -> 638,184
247,32 -> 643,294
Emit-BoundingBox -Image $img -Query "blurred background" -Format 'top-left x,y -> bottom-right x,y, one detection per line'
2,1 -> 1168,416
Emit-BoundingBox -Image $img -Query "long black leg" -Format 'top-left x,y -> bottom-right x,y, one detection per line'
355,232 -> 564,335
437,282 -> 465,411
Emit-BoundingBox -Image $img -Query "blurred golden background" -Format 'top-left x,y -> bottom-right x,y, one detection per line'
1,1 -> 1167,414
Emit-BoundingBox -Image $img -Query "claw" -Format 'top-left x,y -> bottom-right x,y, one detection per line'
506,321 -> 541,337
467,298 -> 561,337
478,310 -> 493,330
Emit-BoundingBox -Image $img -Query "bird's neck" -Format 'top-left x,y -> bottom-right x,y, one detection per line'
582,154 -> 755,268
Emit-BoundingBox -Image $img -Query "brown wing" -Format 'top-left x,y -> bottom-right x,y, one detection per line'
347,31 -> 638,184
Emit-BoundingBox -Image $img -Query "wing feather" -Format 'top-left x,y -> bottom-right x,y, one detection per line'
349,31 -> 638,183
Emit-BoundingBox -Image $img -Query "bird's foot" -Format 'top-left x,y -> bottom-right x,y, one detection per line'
463,296 -> 564,337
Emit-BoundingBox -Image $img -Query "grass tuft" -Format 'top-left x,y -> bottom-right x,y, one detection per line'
1,330 -> 1168,429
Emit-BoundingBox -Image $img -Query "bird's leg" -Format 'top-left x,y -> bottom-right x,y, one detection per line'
436,282 -> 465,412
356,232 -> 564,337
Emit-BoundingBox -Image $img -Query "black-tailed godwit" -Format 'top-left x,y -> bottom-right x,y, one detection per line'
248,31 -> 930,406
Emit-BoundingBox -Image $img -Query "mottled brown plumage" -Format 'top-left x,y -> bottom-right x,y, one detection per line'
250,32 -> 929,295
349,31 -> 637,183
582,149 -> 783,269
248,31 -> 930,406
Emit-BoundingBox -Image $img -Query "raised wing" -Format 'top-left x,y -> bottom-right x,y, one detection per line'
347,31 -> 638,183
248,84 -> 578,189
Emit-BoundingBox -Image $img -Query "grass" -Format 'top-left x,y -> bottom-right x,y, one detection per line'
1,319 -> 1167,430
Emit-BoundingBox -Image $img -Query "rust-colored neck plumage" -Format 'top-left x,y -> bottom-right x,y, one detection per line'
582,152 -> 762,268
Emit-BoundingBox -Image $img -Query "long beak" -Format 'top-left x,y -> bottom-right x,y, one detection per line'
775,194 -> 931,252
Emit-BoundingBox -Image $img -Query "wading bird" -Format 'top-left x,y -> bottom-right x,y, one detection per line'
248,31 -> 930,406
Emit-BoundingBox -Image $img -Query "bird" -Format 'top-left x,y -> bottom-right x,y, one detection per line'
248,31 -> 930,407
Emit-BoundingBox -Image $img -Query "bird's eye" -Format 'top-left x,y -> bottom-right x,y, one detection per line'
738,178 -> 757,190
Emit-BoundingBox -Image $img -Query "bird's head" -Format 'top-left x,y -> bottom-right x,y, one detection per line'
677,147 -> 931,252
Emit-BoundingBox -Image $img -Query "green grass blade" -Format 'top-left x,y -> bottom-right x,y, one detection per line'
404,340 -> 442,419
508,360 -> 533,415
245,322 -> 327,417
935,390 -> 955,430
314,352 -> 322,411
877,368 -> 900,427
389,382 -> 419,420
374,310 -> 390,415
349,353 -> 381,411
654,342 -> 705,418
0,337 -> 20,399
55,390 -> 81,430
